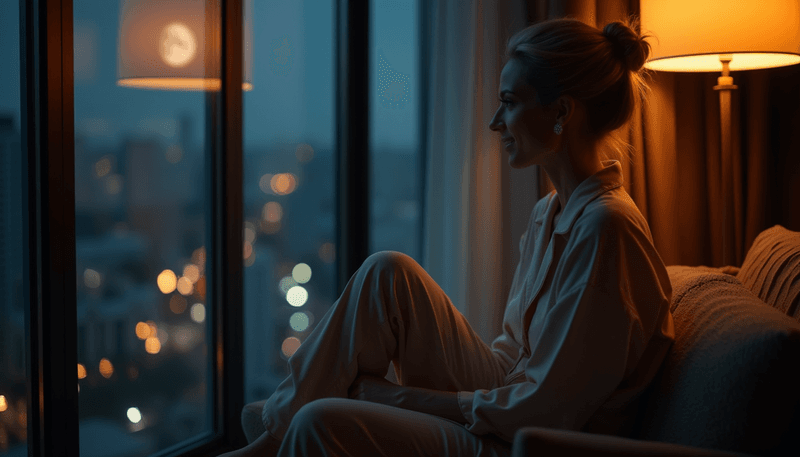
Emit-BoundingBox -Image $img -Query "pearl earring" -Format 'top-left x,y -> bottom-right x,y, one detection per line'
554,122 -> 563,135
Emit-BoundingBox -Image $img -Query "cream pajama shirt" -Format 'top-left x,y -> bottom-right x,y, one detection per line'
261,160 -> 675,456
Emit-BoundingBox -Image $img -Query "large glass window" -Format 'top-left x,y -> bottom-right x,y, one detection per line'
242,0 -> 337,405
74,1 -> 215,454
0,0 -> 25,455
369,0 -> 423,260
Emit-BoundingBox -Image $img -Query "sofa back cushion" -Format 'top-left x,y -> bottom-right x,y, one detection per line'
634,266 -> 800,456
737,225 -> 800,321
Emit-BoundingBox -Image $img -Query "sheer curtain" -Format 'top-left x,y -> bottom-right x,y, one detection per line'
421,0 -> 534,346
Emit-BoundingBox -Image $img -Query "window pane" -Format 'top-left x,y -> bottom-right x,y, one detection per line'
0,0 -> 26,454
74,1 -> 215,454
369,0 -> 422,260
242,0 -> 336,405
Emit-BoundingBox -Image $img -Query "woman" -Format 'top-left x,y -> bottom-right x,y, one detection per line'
222,15 -> 674,457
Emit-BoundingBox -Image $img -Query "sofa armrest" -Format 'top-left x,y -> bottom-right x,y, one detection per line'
512,427 -> 757,457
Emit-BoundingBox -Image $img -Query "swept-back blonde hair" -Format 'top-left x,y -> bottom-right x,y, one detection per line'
505,15 -> 655,163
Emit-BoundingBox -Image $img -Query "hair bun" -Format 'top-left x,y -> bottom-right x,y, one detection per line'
602,20 -> 651,72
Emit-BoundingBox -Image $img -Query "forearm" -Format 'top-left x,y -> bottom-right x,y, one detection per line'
397,386 -> 467,425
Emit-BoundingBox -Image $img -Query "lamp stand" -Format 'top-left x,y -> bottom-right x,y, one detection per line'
713,55 -> 738,267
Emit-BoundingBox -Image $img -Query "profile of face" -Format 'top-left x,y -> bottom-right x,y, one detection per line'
489,59 -> 562,169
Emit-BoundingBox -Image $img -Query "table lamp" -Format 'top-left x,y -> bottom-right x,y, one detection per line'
640,0 -> 800,266
117,0 -> 253,91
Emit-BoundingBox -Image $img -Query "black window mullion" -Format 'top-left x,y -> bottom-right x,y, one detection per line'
22,0 -> 78,456
214,0 -> 246,449
336,0 -> 371,293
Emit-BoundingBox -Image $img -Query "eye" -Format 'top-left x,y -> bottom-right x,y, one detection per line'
498,97 -> 513,107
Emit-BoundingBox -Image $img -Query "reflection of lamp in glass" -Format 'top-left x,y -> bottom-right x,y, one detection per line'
118,0 -> 252,91
641,0 -> 800,266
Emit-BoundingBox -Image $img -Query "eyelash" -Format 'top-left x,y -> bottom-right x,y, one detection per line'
498,97 -> 513,107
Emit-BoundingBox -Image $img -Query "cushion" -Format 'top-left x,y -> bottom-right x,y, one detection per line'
737,225 -> 800,322
634,266 -> 800,456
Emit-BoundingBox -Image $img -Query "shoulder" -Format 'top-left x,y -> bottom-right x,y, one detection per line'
571,189 -> 653,247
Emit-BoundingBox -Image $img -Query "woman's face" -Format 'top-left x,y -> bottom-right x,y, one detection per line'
489,59 -> 559,169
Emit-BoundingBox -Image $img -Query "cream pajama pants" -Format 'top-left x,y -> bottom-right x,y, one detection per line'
261,251 -> 514,456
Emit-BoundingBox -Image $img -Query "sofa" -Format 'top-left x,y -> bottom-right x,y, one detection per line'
242,225 -> 800,456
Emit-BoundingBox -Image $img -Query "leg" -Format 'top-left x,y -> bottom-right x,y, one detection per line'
260,251 -> 507,446
278,398 -> 512,457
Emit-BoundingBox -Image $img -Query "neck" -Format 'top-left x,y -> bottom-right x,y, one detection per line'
542,142 -> 604,211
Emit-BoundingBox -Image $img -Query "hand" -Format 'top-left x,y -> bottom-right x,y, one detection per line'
347,373 -> 406,407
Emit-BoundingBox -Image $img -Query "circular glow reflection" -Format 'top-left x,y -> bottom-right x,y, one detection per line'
289,312 -> 310,332
286,285 -> 308,307
292,263 -> 312,283
160,22 -> 197,68
127,407 -> 142,424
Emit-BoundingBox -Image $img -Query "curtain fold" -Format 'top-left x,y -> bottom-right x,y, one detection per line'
422,0 -> 799,343
422,0 -> 532,345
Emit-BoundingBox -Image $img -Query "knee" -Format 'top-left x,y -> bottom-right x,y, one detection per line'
363,250 -> 418,274
287,398 -> 355,437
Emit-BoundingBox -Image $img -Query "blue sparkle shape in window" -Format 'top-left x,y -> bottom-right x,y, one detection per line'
377,49 -> 410,109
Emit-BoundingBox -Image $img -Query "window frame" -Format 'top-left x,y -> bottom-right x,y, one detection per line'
19,0 -> 375,455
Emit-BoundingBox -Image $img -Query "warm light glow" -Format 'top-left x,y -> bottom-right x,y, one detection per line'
292,263 -> 312,284
157,269 -> 178,294
262,201 -> 283,223
127,407 -> 142,424
177,276 -> 193,296
281,337 -> 301,358
84,268 -> 101,289
135,322 -> 151,339
145,337 -> 161,354
191,303 -> 206,323
118,77 -> 253,91
286,285 -> 308,307
645,53 -> 800,72
78,363 -> 87,379
641,0 -> 800,72
192,247 -> 206,267
244,241 -> 253,260
117,0 -> 254,91
270,173 -> 297,195
0,395 -> 7,412
170,295 -> 188,314
147,321 -> 158,338
183,264 -> 200,283
99,358 -> 114,378
244,223 -> 257,244
160,22 -> 197,68
289,312 -> 310,332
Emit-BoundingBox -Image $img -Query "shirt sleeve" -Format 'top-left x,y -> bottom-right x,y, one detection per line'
457,209 -> 672,443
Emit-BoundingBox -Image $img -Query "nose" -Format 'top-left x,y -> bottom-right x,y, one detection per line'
489,109 -> 503,132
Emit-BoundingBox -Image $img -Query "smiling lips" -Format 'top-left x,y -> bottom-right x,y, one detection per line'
503,138 -> 515,148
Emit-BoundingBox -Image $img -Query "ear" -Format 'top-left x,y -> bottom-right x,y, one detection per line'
554,95 -> 577,126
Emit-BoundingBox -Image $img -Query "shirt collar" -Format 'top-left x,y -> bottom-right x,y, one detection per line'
534,160 -> 625,233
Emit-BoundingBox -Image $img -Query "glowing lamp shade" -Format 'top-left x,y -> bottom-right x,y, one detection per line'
118,0 -> 253,91
641,0 -> 800,72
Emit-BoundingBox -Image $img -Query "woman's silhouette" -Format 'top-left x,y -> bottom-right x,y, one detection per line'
221,15 -> 674,457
